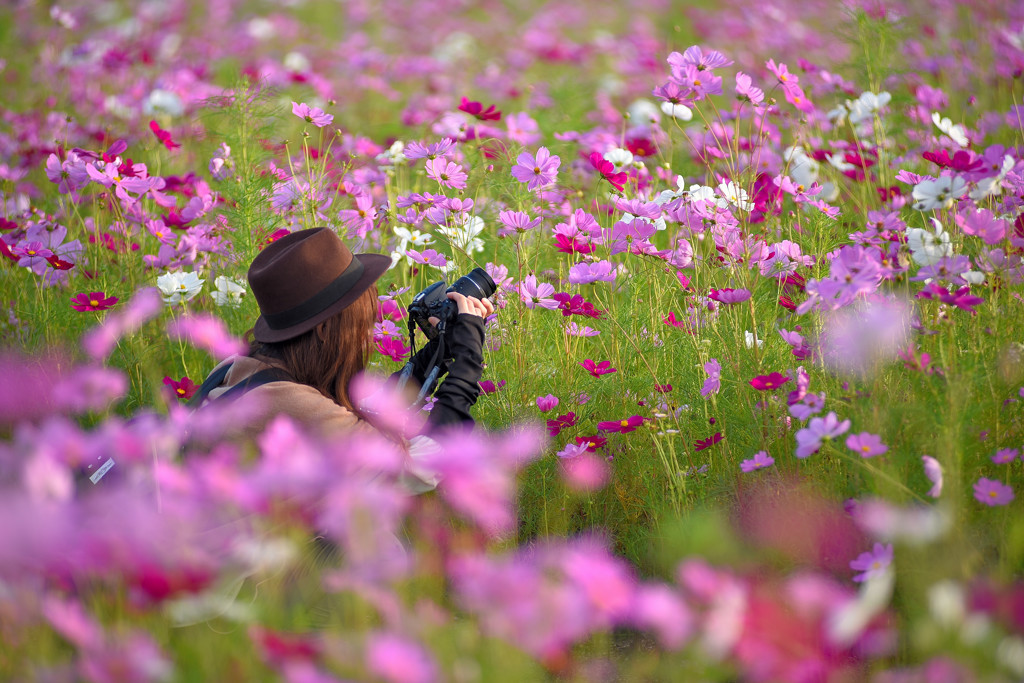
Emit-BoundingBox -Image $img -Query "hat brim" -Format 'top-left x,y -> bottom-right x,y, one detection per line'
252,252 -> 391,343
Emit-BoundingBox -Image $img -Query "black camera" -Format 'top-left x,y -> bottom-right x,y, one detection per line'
407,267 -> 496,340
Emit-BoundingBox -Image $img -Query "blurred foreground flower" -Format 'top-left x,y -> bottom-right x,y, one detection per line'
167,314 -> 247,361
818,298 -> 911,377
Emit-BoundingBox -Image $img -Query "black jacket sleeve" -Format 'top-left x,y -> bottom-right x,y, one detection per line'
426,314 -> 485,429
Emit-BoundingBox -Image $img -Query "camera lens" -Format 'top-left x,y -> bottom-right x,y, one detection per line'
449,267 -> 496,300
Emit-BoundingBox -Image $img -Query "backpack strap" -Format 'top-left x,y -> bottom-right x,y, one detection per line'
188,364 -> 294,408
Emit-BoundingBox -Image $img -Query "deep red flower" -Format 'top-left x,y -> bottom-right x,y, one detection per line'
163,376 -> 197,401
749,372 -> 791,391
597,415 -> 647,433
574,435 -> 607,452
478,379 -> 506,394
546,411 -> 577,437
458,96 -> 502,121
250,626 -> 321,666
922,149 -> 983,172
0,217 -> 17,232
0,238 -> 18,262
70,291 -> 119,311
626,137 -> 657,157
694,432 -> 723,451
553,292 -> 604,319
778,295 -> 797,311
149,120 -> 181,150
46,254 -> 76,270
654,383 -> 673,392
588,152 -> 628,192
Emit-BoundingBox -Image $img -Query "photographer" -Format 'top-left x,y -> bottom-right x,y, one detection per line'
191,227 -> 494,441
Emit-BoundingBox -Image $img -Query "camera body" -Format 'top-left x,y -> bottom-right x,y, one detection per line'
408,267 -> 496,340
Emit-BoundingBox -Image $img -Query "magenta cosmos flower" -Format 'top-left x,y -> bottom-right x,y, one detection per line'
598,415 -> 647,433
580,359 -> 617,378
974,478 -> 1014,506
846,432 -> 889,458
163,376 -> 197,401
291,101 -> 333,128
741,450 -> 774,472
749,372 -> 790,391
536,394 -> 558,412
511,146 -> 560,191
849,542 -> 892,582
71,291 -> 118,312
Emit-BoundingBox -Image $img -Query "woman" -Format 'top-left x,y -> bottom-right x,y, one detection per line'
192,227 -> 493,442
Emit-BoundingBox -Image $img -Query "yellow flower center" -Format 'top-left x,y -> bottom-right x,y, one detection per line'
861,445 -> 871,453
89,299 -> 99,307
620,419 -> 629,427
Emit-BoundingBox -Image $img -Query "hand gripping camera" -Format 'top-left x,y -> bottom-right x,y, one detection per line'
397,267 -> 496,403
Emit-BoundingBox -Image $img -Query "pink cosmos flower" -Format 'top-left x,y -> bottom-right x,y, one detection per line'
291,101 -> 333,127
403,139 -> 454,161
922,456 -> 943,498
795,412 -> 851,458
974,478 -> 1014,506
564,321 -> 600,337
741,451 -> 774,472
163,375 -> 197,401
365,632 -> 437,683
497,210 -> 541,236
167,314 -> 247,361
992,448 -> 1019,464
598,415 -> 647,433
458,96 -> 501,121
149,120 -> 180,150
338,194 -> 377,238
511,146 -> 560,191
424,157 -> 468,189
580,359 -> 617,378
734,72 -> 764,106
71,292 -> 119,312
536,394 -> 558,412
701,358 -> 721,397
405,249 -> 448,270
568,260 -> 617,285
849,542 -> 893,582
45,152 -> 90,194
708,287 -> 751,304
749,372 -> 790,391
561,452 -> 609,491
846,432 -> 889,458
517,275 -> 558,309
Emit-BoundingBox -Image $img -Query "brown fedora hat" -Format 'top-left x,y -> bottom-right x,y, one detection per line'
248,228 -> 390,343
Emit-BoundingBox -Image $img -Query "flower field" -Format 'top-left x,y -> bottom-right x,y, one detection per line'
1,0 -> 1023,680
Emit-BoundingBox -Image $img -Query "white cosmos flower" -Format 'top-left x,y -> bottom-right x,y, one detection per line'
603,147 -> 634,172
906,218 -> 953,266
717,181 -> 754,212
212,276 -> 246,307
627,98 -> 661,124
437,214 -> 485,254
142,89 -> 184,118
969,154 -> 1014,201
157,270 -> 205,304
931,112 -> 969,147
745,330 -> 763,349
660,101 -> 693,121
376,140 -> 407,165
911,176 -> 967,211
846,91 -> 891,125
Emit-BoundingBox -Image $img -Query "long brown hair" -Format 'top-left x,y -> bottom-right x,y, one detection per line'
248,285 -> 379,413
